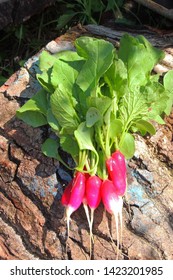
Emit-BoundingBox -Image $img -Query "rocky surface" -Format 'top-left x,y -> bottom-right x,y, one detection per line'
0,25 -> 173,260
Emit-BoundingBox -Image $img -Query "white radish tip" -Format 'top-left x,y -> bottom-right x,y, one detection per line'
66,206 -> 75,220
110,196 -> 123,214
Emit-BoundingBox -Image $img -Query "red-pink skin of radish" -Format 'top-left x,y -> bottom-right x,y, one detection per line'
85,175 -> 102,209
67,171 -> 86,211
106,157 -> 126,196
61,180 -> 73,206
101,179 -> 123,214
112,150 -> 126,178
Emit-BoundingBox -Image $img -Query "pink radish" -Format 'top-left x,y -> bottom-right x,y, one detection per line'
86,175 -> 102,209
112,150 -> 126,178
101,179 -> 123,259
106,155 -> 127,196
61,180 -> 73,206
84,175 -> 102,258
61,171 -> 86,239
82,173 -> 91,237
86,175 -> 102,231
86,176 -> 102,220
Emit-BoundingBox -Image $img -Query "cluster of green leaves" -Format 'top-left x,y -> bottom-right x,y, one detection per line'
16,35 -> 173,179
56,0 -> 125,29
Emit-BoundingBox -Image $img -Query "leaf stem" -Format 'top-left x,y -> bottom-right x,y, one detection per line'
119,119 -> 132,148
78,149 -> 87,170
105,125 -> 110,158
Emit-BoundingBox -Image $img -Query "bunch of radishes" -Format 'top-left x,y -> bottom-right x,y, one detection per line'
16,32 -> 173,259
61,150 -> 126,258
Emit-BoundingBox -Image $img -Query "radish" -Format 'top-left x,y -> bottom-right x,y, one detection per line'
61,171 -> 86,239
106,155 -> 127,196
61,180 -> 73,206
82,171 -> 90,227
85,175 -> 102,256
86,175 -> 102,210
112,150 -> 126,178
101,179 -> 123,259
82,173 -> 92,239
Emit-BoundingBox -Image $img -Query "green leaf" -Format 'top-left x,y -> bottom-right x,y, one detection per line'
164,70 -> 173,92
37,70 -> 54,93
163,70 -> 173,115
56,11 -> 79,29
135,119 -> 156,136
60,134 -> 79,159
86,107 -> 102,127
96,150 -> 106,180
119,132 -> 135,159
16,89 -> 48,128
144,82 -> 168,121
118,34 -> 164,89
51,51 -> 84,91
104,58 -> 128,99
53,50 -> 80,61
17,111 -> 47,128
73,84 -> 88,117
17,89 -> 48,115
91,0 -> 105,12
41,138 -> 60,159
119,90 -> 148,127
87,95 -> 112,116
118,35 -> 147,88
109,115 -> 123,139
137,35 -> 165,66
75,122 -> 94,151
37,51 -> 62,93
50,87 -> 79,134
153,115 -> 165,124
39,50 -> 58,72
42,137 -> 74,169
75,36 -> 114,92
74,122 -> 99,168
47,108 -> 60,132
